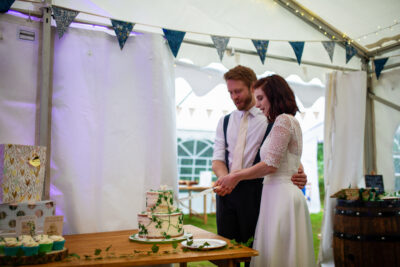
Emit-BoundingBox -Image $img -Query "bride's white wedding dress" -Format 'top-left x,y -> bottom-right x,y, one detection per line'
251,114 -> 315,267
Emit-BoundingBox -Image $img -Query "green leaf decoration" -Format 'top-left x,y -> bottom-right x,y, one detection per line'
187,240 -> 193,246
162,232 -> 171,239
172,241 -> 178,249
198,241 -> 211,249
182,247 -> 189,252
84,255 -> 92,260
94,248 -> 102,255
151,243 -> 160,253
105,245 -> 112,252
244,236 -> 254,247
68,253 -> 81,259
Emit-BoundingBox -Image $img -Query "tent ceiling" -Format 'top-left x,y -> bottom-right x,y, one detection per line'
9,0 -> 400,79
48,0 -> 400,54
297,0 -> 400,52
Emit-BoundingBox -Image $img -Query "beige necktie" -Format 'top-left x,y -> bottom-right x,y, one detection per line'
231,111 -> 249,171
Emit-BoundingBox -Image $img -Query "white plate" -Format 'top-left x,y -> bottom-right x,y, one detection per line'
181,238 -> 227,250
381,196 -> 400,200
129,232 -> 192,243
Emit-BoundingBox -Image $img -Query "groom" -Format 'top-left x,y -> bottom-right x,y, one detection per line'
212,65 -> 306,263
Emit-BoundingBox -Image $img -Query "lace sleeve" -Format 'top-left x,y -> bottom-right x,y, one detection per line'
263,114 -> 292,168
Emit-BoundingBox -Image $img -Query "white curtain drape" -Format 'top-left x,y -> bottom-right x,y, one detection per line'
50,27 -> 177,234
373,68 -> 400,191
0,14 -> 39,145
0,14 -> 178,235
301,119 -> 323,213
318,71 -> 367,266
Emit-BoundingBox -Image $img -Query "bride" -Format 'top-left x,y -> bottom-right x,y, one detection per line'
215,75 -> 315,267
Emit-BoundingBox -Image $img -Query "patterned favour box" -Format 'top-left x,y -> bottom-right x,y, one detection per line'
0,200 -> 55,233
0,144 -> 47,203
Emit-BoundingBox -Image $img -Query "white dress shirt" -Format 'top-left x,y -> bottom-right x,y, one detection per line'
212,106 -> 268,170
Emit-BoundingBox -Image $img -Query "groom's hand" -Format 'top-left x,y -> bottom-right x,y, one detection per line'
214,185 -> 231,196
214,174 -> 238,196
291,167 -> 307,189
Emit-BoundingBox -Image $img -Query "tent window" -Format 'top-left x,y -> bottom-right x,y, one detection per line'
177,139 -> 216,182
394,125 -> 400,191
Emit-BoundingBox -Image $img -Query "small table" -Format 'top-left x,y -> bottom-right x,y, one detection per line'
179,186 -> 212,224
31,225 -> 258,267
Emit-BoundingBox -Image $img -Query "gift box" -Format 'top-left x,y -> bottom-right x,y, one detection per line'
0,200 -> 55,233
0,144 -> 46,203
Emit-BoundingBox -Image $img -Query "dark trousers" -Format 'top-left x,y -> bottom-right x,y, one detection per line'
216,179 -> 263,267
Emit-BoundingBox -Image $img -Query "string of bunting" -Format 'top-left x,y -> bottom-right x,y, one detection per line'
51,6 -> 393,80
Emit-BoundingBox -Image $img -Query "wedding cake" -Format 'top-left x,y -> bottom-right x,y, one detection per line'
137,189 -> 183,239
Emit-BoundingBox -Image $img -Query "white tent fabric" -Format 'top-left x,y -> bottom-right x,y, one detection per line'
0,14 -> 178,234
0,14 -> 39,146
10,0 -> 371,82
373,68 -> 400,191
36,0 -> 399,80
319,71 -> 367,266
300,110 -> 324,213
175,60 -> 325,107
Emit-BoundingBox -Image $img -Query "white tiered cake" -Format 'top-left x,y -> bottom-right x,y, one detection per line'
137,189 -> 183,239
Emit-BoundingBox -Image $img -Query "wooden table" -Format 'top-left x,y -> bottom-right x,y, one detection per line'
179,186 -> 212,224
25,225 -> 258,266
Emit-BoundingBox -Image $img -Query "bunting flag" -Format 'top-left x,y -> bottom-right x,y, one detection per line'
373,57 -> 389,79
111,19 -> 134,50
289,41 -> 305,65
322,41 -> 335,63
252,40 -> 269,64
162,29 -> 186,58
345,44 -> 357,64
52,6 -> 79,39
0,0 -> 15,13
211,36 -> 230,61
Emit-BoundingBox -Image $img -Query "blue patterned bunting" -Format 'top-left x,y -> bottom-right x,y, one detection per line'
345,44 -> 357,64
162,29 -> 186,58
289,42 -> 305,65
211,36 -> 230,61
0,0 -> 15,13
52,6 -> 79,39
374,58 -> 389,79
252,40 -> 269,64
322,41 -> 335,63
111,19 -> 134,50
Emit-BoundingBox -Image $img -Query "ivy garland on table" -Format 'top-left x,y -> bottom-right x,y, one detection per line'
64,236 -> 255,262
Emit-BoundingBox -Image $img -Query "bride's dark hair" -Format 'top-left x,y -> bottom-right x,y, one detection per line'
253,75 -> 299,123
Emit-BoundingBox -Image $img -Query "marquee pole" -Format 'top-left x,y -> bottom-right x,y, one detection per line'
38,0 -> 52,200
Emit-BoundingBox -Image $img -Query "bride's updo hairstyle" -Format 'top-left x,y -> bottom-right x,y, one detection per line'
253,75 -> 299,123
